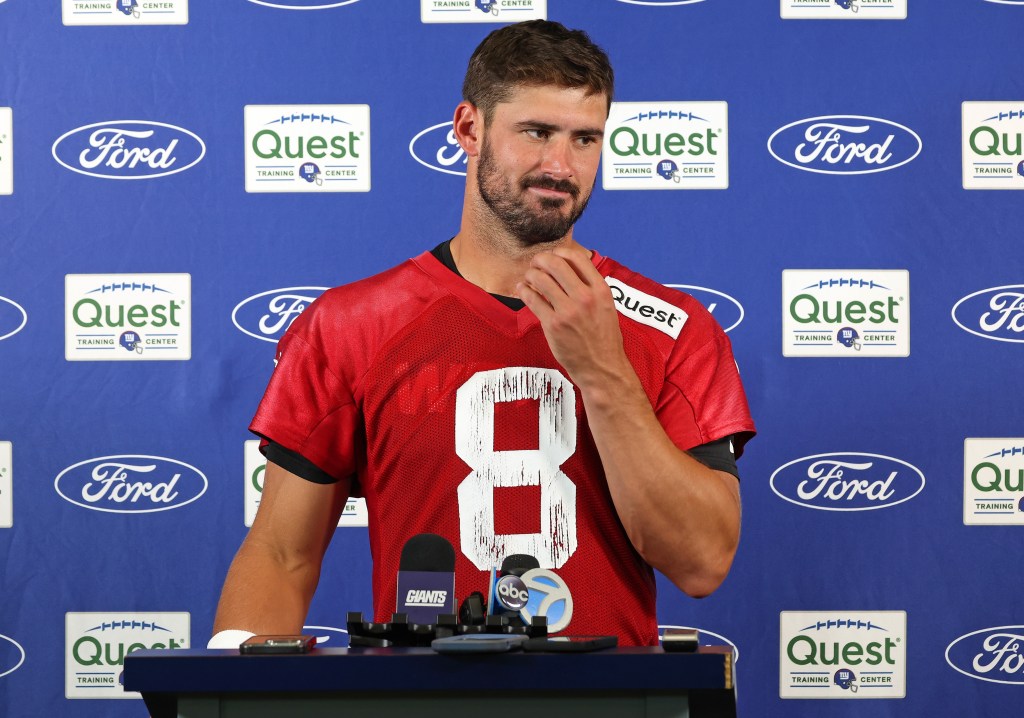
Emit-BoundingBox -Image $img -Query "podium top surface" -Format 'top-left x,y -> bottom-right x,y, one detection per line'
123,645 -> 734,695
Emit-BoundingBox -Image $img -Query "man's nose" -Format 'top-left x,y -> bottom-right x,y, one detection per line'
539,138 -> 573,179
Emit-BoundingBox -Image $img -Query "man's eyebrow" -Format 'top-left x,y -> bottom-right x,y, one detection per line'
513,120 -> 605,138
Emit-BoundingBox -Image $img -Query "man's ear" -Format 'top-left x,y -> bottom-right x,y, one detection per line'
452,101 -> 483,158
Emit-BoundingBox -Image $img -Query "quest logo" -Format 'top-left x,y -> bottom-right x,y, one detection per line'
962,104 -> 1024,189
780,612 -> 906,699
409,121 -> 466,176
963,439 -> 1024,525
781,0 -> 906,19
0,633 -> 25,680
952,285 -> 1024,342
603,102 -> 728,190
244,105 -> 370,192
52,121 -> 205,180
666,284 -> 743,333
0,441 -> 11,529
65,274 -> 191,361
232,287 -> 328,344
606,278 -> 687,339
421,0 -> 547,23
768,116 -> 920,175
65,613 -> 189,699
62,0 -> 189,25
0,107 -> 11,194
0,295 -> 27,342
946,626 -> 1024,685
54,455 -> 207,514
770,452 -> 925,511
783,270 -> 909,357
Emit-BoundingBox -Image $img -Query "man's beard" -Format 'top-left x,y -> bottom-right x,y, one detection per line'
476,138 -> 592,246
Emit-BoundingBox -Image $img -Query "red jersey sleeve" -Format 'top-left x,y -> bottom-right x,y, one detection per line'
249,303 -> 364,486
655,324 -> 755,458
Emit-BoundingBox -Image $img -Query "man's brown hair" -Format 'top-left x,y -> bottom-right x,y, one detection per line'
462,20 -> 614,123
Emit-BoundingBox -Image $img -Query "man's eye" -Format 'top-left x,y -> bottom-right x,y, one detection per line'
526,129 -> 549,139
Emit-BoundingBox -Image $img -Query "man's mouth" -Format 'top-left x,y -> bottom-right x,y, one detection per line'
522,177 -> 578,199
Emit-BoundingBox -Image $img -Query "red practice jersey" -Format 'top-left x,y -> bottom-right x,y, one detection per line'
250,249 -> 755,646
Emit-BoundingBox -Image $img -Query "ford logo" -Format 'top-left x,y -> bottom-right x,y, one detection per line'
246,0 -> 360,8
665,284 -> 743,333
616,1 -> 707,5
767,115 -> 922,175
0,634 -> 25,680
770,452 -> 925,511
52,121 -> 206,180
659,624 -> 738,662
54,455 -> 207,514
232,287 -> 328,344
952,285 -> 1024,343
946,626 -> 1024,685
0,295 -> 27,342
409,121 -> 467,177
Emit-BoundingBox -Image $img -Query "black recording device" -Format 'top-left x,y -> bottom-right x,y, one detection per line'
239,635 -> 316,654
661,628 -> 699,652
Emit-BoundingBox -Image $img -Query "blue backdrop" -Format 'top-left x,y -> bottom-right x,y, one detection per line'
2,1 -> 1024,715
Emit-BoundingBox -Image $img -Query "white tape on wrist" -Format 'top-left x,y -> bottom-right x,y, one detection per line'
207,629 -> 256,649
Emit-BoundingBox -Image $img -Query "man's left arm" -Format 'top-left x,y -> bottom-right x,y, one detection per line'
518,246 -> 741,598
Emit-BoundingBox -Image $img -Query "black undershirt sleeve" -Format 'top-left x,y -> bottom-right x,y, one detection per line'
687,436 -> 740,480
264,435 -> 739,485
263,441 -> 340,485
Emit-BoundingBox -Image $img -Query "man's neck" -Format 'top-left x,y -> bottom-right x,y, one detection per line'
449,230 -> 582,298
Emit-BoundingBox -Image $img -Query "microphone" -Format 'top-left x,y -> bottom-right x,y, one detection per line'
395,533 -> 457,625
487,554 -> 539,619
519,568 -> 574,634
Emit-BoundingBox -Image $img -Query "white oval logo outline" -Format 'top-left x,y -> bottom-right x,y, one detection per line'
665,284 -> 744,333
51,120 -> 206,180
616,0 -> 707,5
951,284 -> 1024,344
231,286 -> 329,343
54,454 -> 208,514
0,634 -> 25,679
0,296 -> 27,341
409,121 -> 466,177
658,624 -> 738,663
770,451 -> 925,511
246,0 -> 359,8
767,115 -> 922,176
945,625 -> 1024,685
303,625 -> 349,647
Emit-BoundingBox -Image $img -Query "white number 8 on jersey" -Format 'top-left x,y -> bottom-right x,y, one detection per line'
456,367 -> 578,571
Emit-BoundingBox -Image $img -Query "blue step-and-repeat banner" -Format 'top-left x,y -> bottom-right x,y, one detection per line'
1,1 -> 1024,715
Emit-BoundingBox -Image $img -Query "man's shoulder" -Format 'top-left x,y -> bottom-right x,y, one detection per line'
317,253 -> 433,306
288,252 -> 444,343
597,254 -> 718,343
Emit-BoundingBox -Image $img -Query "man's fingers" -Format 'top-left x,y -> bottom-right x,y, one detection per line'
516,281 -> 555,320
522,264 -> 568,310
551,246 -> 603,286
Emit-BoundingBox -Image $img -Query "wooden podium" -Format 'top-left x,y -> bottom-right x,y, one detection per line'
124,645 -> 736,718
